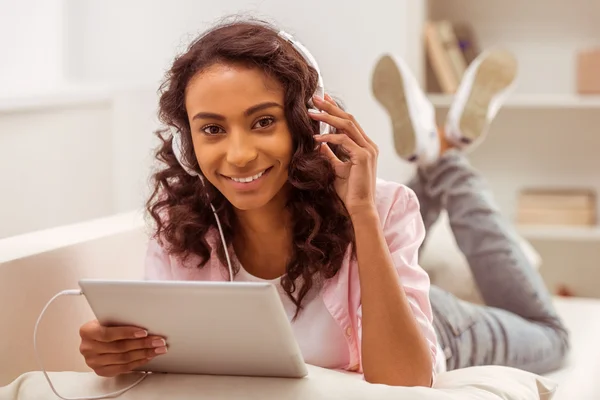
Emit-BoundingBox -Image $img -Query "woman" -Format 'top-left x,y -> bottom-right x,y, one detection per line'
79,20 -> 437,387
78,19 -> 568,386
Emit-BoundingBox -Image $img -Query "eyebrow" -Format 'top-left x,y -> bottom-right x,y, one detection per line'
192,102 -> 283,121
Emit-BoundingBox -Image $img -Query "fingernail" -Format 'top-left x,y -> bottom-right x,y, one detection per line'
155,346 -> 168,355
308,109 -> 321,114
134,330 -> 148,338
152,339 -> 166,347
313,95 -> 323,102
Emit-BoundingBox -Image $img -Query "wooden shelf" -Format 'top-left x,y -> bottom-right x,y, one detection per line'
428,93 -> 600,109
518,225 -> 600,242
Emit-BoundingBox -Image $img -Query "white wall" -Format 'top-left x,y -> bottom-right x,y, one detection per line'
0,98 -> 114,238
0,0 -> 65,94
109,87 -> 162,212
0,85 -> 163,239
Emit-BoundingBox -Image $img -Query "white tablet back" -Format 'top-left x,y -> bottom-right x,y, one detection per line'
79,279 -> 307,378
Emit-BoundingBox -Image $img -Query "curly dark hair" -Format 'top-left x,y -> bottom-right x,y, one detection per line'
147,18 -> 355,316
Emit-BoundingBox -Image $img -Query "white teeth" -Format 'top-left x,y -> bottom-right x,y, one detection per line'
230,170 -> 266,183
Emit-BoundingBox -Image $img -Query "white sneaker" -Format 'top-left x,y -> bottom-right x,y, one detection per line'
372,54 -> 440,166
445,49 -> 518,150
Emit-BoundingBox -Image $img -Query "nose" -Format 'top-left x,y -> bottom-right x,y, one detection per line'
226,130 -> 258,167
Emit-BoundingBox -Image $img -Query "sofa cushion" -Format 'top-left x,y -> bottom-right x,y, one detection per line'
0,364 -> 557,400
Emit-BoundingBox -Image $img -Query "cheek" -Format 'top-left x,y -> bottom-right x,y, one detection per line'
276,129 -> 294,166
280,142 -> 293,166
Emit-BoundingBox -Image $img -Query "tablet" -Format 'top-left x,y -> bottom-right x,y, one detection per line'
78,279 -> 308,378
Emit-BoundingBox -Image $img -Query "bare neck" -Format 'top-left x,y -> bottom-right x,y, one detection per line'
232,194 -> 292,279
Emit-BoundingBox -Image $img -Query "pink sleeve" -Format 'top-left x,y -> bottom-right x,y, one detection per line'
359,184 -> 439,373
144,238 -> 174,280
389,186 -> 438,371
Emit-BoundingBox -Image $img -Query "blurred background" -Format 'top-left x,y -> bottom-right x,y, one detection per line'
1,0 -> 599,298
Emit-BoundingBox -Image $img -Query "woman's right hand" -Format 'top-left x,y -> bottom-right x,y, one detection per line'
79,319 -> 168,377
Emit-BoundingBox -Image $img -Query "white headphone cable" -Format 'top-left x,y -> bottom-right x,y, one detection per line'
34,207 -> 230,399
210,203 -> 234,282
34,290 -> 148,400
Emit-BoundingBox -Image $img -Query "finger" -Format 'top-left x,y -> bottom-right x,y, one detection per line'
92,345 -> 167,368
316,95 -> 377,151
323,93 -> 338,107
82,336 -> 166,355
314,134 -> 365,161
313,95 -> 346,119
309,111 -> 368,148
82,321 -> 148,343
93,357 -> 154,378
319,143 -> 342,166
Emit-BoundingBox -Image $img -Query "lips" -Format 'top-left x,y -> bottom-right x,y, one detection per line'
229,169 -> 267,183
223,167 -> 273,183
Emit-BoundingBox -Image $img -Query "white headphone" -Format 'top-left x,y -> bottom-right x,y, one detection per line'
170,30 -> 329,282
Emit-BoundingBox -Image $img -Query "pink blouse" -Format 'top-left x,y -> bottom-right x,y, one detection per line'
144,178 -> 442,376
234,264 -> 350,369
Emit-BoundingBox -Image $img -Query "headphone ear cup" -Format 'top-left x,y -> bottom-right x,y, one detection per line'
171,130 -> 200,177
313,85 -> 325,104
311,82 -> 330,135
319,121 -> 331,135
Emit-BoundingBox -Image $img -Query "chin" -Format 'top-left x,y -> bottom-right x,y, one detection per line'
226,194 -> 274,211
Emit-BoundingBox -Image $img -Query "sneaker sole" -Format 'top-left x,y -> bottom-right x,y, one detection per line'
372,55 -> 416,159
459,50 -> 517,142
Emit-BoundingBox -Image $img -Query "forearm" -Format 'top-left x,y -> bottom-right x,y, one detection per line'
352,208 -> 432,387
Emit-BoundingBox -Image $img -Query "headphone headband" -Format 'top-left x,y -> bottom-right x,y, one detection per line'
277,31 -> 325,100
277,30 -> 330,135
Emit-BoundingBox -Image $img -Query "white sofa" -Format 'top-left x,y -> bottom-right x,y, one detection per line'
0,211 -> 599,399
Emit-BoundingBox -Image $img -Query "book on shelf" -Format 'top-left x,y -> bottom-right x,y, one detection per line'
437,21 -> 468,83
516,188 -> 597,227
453,22 -> 480,65
577,48 -> 600,94
424,20 -> 480,94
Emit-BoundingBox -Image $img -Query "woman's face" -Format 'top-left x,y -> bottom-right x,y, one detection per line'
185,63 -> 293,211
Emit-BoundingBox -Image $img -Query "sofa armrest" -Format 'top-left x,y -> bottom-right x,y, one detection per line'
0,211 -> 148,386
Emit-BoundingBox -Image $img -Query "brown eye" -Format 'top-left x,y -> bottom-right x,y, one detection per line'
253,117 -> 274,129
202,125 -> 225,135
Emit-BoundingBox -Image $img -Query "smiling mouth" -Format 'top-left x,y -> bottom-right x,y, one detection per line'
224,167 -> 272,183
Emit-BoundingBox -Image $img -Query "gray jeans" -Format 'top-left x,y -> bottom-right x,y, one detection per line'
408,151 -> 570,374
